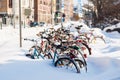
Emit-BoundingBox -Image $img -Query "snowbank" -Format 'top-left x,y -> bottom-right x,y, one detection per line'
0,23 -> 120,80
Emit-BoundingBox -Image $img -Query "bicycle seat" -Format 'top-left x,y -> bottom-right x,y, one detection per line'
75,27 -> 81,30
75,25 -> 83,29
62,40 -> 68,43
52,44 -> 67,51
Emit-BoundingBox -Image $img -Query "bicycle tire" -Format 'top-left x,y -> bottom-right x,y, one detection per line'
60,46 -> 87,72
74,58 -> 87,72
54,57 -> 80,73
90,37 -> 106,44
82,43 -> 92,55
44,52 -> 53,59
74,58 -> 85,68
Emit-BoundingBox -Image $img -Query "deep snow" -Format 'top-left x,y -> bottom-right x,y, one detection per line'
0,24 -> 120,80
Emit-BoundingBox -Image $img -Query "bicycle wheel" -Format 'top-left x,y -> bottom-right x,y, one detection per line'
82,43 -> 92,55
74,58 -> 84,68
44,52 -> 53,59
74,58 -> 87,72
54,57 -> 80,73
77,43 -> 91,58
41,39 -> 53,59
90,37 -> 106,44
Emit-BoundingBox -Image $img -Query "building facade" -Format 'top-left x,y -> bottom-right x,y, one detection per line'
0,0 -> 7,15
21,0 -> 34,25
34,0 -> 74,24
55,0 -> 74,23
0,0 -> 13,24
12,0 -> 34,25
64,0 -> 74,21
0,0 -> 74,25
0,0 -> 34,25
34,0 -> 56,24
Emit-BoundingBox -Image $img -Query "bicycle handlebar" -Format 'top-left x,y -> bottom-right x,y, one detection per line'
24,38 -> 37,42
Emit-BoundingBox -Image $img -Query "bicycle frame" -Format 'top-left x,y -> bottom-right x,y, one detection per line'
33,47 -> 45,59
24,38 -> 45,59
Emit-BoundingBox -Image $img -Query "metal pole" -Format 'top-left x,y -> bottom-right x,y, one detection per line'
13,0 -> 15,28
19,0 -> 22,47
0,22 -> 2,30
61,0 -> 64,28
51,0 -> 53,25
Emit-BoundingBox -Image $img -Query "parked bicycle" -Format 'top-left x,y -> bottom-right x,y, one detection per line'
24,38 -> 52,59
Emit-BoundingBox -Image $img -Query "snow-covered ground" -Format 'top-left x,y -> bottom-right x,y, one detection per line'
0,24 -> 120,80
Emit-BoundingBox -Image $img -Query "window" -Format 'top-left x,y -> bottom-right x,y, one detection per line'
9,0 -> 12,8
44,2 -> 45,5
40,1 -> 42,4
0,2 -> 2,8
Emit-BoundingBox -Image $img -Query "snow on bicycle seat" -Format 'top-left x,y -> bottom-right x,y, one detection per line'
62,40 -> 68,43
54,41 -> 61,45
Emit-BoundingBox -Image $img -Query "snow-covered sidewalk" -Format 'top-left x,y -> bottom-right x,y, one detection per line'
0,25 -> 120,80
